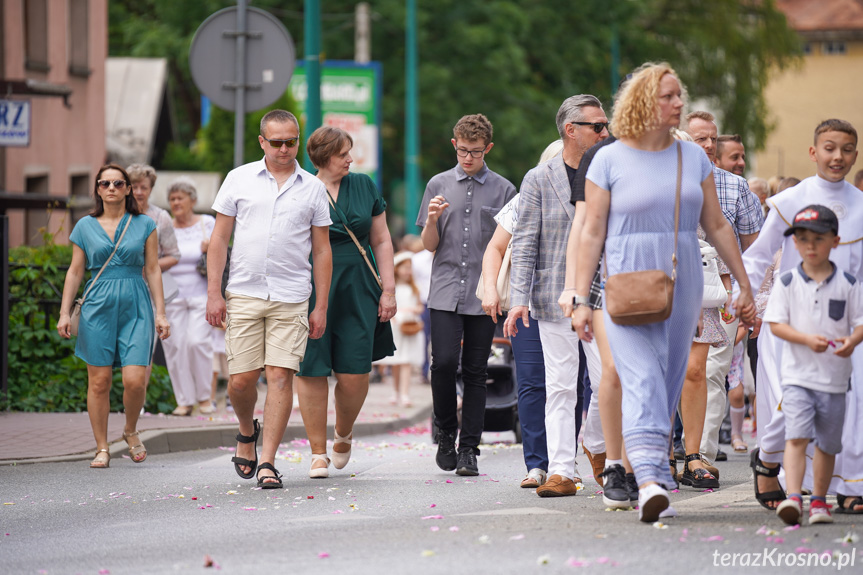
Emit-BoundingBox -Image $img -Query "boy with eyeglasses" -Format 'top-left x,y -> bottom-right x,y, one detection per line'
417,114 -> 516,476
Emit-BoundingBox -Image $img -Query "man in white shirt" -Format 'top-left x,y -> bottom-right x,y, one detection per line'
206,109 -> 333,489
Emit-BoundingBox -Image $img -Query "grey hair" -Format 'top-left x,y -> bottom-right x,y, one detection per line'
556,95 -> 603,139
260,109 -> 299,136
167,177 -> 198,202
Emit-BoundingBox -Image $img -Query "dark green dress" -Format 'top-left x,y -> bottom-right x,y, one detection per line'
298,172 -> 395,376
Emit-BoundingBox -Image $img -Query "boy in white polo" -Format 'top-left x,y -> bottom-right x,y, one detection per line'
764,205 -> 863,525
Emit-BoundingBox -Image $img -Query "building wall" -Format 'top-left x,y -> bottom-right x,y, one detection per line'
755,39 -> 863,183
2,0 -> 106,246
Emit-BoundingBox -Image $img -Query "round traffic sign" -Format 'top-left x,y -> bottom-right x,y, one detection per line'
189,7 -> 295,113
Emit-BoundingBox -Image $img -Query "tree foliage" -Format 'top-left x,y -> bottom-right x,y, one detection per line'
108,0 -> 800,206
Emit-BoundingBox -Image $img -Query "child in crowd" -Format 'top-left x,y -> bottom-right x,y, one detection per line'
375,252 -> 426,407
764,205 -> 863,525
743,119 -> 863,515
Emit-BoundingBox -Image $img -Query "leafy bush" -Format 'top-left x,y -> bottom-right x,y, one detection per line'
4,226 -> 177,413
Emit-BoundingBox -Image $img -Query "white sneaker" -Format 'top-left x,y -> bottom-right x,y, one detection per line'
638,484 -> 670,523
776,497 -> 803,525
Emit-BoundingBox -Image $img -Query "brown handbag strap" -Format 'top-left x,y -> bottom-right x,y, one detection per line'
326,190 -> 383,290
81,214 -> 133,304
601,141 -> 682,281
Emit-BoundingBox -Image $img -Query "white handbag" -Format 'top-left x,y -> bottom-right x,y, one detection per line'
700,240 -> 727,308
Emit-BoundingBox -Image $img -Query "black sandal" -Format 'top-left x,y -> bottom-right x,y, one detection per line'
836,494 -> 863,514
231,419 -> 260,480
750,447 -> 785,510
256,462 -> 283,489
680,453 -> 719,489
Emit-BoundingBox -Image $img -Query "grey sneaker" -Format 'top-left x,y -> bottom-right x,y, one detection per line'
435,429 -> 457,471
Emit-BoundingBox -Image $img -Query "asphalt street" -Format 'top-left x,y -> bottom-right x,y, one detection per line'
1,429 -> 860,575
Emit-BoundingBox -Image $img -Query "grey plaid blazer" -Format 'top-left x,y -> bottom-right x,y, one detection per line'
510,155 -> 575,321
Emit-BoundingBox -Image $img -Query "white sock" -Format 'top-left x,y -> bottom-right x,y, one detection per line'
605,459 -> 623,469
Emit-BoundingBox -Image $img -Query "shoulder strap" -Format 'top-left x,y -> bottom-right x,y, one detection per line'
81,215 -> 133,304
671,141 -> 682,281
601,142 -> 682,281
325,190 -> 383,290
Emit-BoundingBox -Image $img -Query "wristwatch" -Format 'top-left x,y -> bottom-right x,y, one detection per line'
573,294 -> 589,307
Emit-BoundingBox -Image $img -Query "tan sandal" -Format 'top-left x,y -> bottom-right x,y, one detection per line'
172,405 -> 193,416
123,430 -> 147,463
90,448 -> 110,468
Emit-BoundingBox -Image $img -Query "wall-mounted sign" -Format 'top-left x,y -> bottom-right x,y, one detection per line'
0,99 -> 31,147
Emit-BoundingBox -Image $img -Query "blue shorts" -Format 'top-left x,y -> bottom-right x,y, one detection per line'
782,385 -> 846,455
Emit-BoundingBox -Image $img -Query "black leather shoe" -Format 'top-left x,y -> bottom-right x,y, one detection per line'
599,464 -> 630,509
455,450 -> 479,476
435,429 -> 458,471
715,449 -> 728,462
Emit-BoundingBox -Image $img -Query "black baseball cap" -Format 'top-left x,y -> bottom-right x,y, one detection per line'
783,204 -> 839,236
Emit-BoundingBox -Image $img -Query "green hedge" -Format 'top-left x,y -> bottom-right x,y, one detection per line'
4,229 -> 177,413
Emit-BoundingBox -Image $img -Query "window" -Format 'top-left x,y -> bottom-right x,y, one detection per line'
69,0 -> 90,76
801,43 -> 812,55
25,175 -> 49,246
822,41 -> 847,55
25,0 -> 50,72
70,174 -> 91,225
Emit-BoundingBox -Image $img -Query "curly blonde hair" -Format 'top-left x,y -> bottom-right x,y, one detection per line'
611,62 -> 687,140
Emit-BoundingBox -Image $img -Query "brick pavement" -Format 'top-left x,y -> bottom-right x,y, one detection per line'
0,378 -> 433,464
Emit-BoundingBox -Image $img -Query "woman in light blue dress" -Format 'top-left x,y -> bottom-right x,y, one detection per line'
572,63 -> 756,522
57,164 -> 171,469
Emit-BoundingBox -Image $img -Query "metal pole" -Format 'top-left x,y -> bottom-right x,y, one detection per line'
355,3 -> 371,64
233,0 -> 247,168
404,0 -> 420,234
304,0 -> 322,171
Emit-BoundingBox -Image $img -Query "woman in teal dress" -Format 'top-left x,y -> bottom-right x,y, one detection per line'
57,164 -> 171,469
297,127 -> 396,478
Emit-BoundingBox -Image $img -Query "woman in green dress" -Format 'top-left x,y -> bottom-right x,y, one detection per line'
297,127 -> 396,478
57,164 -> 171,469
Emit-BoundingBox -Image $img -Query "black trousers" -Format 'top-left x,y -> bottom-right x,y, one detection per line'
429,309 -> 496,453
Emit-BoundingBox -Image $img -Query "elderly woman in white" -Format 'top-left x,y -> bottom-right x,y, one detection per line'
162,178 -> 216,415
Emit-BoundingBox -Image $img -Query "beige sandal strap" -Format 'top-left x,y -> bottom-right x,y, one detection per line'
333,430 -> 352,445
123,430 -> 140,439
311,453 -> 330,464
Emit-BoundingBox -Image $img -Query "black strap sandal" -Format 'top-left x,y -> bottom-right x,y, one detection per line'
231,419 -> 260,480
680,453 -> 720,489
256,462 -> 283,489
836,494 -> 863,514
750,447 -> 785,510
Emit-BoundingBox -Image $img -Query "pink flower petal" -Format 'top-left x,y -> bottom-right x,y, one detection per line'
318,552 -> 330,559
422,515 -> 444,520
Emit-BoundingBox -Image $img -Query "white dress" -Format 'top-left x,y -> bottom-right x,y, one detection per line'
376,284 -> 425,366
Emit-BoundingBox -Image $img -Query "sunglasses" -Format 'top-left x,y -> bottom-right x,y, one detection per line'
263,136 -> 299,149
572,121 -> 610,134
96,179 -> 128,189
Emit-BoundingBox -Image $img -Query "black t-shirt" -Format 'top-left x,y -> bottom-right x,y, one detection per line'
570,135 -> 617,205
565,162 -> 578,195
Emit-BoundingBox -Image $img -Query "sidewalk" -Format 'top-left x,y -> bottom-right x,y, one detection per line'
0,377 -> 433,465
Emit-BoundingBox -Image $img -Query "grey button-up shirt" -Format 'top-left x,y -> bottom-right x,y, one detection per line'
416,163 -> 516,315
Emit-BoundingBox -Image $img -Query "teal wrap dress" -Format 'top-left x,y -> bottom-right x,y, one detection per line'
69,213 -> 157,367
299,172 -> 395,376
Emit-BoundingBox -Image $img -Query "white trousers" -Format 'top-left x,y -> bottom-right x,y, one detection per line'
538,317 -> 603,480
700,317 -> 739,461
162,295 -> 213,407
